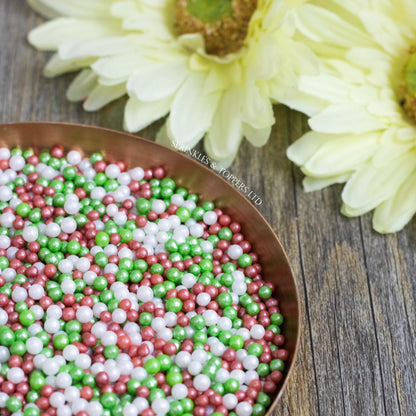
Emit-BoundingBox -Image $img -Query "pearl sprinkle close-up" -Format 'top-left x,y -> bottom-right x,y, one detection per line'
0,145 -> 288,416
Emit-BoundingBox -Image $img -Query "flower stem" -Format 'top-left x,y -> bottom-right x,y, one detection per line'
187,0 -> 233,24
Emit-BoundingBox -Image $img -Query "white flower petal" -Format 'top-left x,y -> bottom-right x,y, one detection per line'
205,89 -> 243,161
177,34 -> 206,55
299,74 -> 350,104
342,152 -> 415,211
372,131 -> 413,167
83,83 -> 126,111
206,148 -> 237,169
373,169 -> 416,233
346,47 -> 391,72
282,94 -> 328,116
66,69 -> 98,102
262,0 -> 287,30
303,173 -> 352,192
366,70 -> 391,88
203,69 -> 228,95
403,0 -> 416,25
127,60 -> 188,102
349,85 -> 379,106
359,10 -> 409,54
28,18 -> 122,51
302,132 -> 379,177
397,127 -> 416,141
161,118 -> 204,151
287,131 -> 330,166
27,0 -> 62,19
59,37 -> 136,60
367,99 -> 401,119
123,97 -> 172,133
203,62 -> 242,95
155,122 -> 175,149
142,0 -> 169,8
294,4 -> 371,48
28,0 -> 114,18
309,103 -> 385,134
169,73 -> 221,147
280,38 -> 319,76
272,72 -> 328,116
110,1 -> 140,19
326,59 -> 366,84
120,0 -> 174,37
241,85 -> 274,129
243,123 -> 272,147
341,202 -> 371,217
92,52 -> 146,80
245,34 -> 279,81
43,54 -> 96,77
122,12 -> 172,40
98,76 -> 128,86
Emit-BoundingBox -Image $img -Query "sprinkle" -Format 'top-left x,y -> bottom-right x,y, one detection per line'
0,144 -> 288,416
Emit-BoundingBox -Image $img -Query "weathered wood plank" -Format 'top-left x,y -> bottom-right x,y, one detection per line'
360,220 -> 416,415
291,176 -> 386,415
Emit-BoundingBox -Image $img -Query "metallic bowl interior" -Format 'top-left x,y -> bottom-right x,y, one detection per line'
0,122 -> 301,413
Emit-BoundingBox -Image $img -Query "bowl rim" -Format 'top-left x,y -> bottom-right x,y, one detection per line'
0,121 -> 302,411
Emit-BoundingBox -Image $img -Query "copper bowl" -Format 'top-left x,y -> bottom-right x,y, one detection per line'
0,122 -> 300,413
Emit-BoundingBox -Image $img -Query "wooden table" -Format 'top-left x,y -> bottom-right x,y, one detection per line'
1,2 -> 415,415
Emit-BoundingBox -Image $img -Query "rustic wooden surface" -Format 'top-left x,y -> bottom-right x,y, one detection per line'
1,1 -> 416,415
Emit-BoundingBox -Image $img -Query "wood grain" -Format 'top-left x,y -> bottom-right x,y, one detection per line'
1,1 -> 416,415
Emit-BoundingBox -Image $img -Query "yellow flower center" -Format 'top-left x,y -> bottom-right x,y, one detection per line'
175,0 -> 258,56
403,49 -> 416,124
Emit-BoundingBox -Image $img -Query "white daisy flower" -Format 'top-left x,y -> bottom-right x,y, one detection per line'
27,0 -> 317,166
286,0 -> 416,233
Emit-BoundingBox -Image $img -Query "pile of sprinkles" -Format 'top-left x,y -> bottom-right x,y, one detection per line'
0,145 -> 288,416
